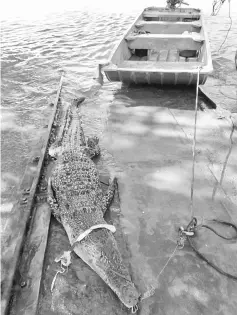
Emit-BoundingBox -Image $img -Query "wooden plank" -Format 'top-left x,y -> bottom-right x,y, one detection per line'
126,34 -> 204,51
1,73 -> 64,315
143,10 -> 200,18
136,21 -> 202,27
11,202 -> 53,314
135,21 -> 202,34
9,203 -> 51,315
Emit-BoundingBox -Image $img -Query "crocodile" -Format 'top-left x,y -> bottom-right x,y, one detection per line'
47,97 -> 140,312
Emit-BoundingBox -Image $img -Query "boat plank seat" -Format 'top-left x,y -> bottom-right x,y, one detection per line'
136,21 -> 202,27
118,60 -> 202,71
143,10 -> 200,19
126,33 -> 204,51
135,21 -> 202,34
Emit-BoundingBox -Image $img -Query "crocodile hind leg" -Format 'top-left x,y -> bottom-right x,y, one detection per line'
101,177 -> 117,216
47,177 -> 62,223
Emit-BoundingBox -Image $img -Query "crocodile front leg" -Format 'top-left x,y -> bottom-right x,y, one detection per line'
47,177 -> 62,223
86,136 -> 100,158
101,177 -> 117,216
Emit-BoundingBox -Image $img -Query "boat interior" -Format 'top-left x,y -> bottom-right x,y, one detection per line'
110,7 -> 209,70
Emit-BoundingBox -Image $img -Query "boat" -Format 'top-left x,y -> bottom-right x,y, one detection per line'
103,6 -> 213,85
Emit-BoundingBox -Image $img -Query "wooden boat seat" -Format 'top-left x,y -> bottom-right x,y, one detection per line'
143,9 -> 200,21
135,21 -> 202,34
118,61 -> 203,71
136,21 -> 202,27
126,33 -> 204,51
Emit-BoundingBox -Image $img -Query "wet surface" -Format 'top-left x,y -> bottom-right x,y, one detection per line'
101,86 -> 237,314
1,4 -> 237,315
30,84 -> 237,315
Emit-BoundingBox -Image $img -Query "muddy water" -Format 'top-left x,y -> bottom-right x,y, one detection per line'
1,5 -> 237,315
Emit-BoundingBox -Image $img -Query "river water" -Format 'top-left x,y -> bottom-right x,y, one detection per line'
1,2 -> 237,313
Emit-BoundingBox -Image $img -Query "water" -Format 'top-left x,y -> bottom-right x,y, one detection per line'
1,3 -> 237,313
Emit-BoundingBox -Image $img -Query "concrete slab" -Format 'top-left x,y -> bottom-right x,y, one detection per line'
10,81 -> 236,315
102,88 -> 237,314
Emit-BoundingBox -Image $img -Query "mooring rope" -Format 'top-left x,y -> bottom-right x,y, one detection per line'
178,65 -> 237,280
141,66 -> 237,307
139,244 -> 178,302
190,66 -> 201,219
140,67 -> 201,303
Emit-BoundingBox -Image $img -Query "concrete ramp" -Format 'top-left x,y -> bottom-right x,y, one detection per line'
103,86 -> 237,314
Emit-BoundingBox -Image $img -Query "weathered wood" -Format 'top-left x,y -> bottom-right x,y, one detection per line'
9,203 -> 51,315
1,73 -> 64,315
143,10 -> 200,19
135,21 -> 202,34
126,34 -> 204,51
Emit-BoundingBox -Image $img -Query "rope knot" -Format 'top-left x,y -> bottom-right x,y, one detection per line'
177,217 -> 197,249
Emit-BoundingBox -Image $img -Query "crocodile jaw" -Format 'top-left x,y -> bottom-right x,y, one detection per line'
72,229 -> 140,310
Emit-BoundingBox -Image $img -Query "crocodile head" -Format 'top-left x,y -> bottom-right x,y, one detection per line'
72,229 -> 140,311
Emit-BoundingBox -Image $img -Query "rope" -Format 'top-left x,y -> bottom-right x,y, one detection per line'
190,66 -> 201,219
140,244 -> 178,301
178,64 -> 237,280
218,0 -> 232,52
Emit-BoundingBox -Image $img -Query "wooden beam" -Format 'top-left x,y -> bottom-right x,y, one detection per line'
126,34 -> 204,51
135,21 -> 202,34
1,73 -> 64,315
143,10 -> 200,19
136,21 -> 202,27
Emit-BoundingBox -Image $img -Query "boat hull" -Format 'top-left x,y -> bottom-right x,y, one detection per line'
103,6 -> 213,86
105,69 -> 207,85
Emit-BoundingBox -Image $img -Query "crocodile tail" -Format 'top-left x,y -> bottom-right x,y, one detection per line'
67,97 -> 86,147
70,97 -> 85,122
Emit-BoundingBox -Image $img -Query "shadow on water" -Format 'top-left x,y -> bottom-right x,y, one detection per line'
114,84 -> 214,111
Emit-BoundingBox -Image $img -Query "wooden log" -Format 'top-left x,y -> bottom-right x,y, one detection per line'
1,73 -> 64,315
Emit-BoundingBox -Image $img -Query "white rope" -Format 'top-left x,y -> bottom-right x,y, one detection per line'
141,244 -> 178,301
190,67 -> 201,219
141,67 -> 202,303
